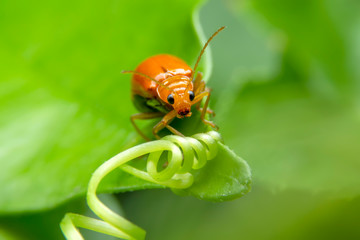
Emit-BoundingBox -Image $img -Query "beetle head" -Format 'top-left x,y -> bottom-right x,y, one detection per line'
174,91 -> 192,118
166,90 -> 196,118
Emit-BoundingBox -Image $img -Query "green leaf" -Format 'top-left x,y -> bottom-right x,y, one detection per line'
0,0 -> 205,213
174,142 -> 252,201
0,0 -> 251,214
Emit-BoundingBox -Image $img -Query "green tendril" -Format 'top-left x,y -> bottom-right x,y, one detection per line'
60,131 -> 223,240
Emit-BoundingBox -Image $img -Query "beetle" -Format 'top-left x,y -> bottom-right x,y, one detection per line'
123,26 -> 225,140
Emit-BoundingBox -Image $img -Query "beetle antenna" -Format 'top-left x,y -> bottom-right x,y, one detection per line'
122,70 -> 175,93
191,26 -> 226,80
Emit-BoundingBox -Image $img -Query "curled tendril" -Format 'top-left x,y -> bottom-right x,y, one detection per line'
60,131 -> 223,240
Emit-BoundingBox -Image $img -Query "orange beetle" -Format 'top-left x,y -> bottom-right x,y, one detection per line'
123,27 -> 225,140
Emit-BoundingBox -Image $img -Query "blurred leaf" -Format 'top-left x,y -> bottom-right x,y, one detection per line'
0,229 -> 22,240
206,0 -> 360,197
249,0 -> 353,97
0,195 -> 121,240
222,72 -> 360,196
0,199 -> 87,240
121,184 -> 360,240
200,0 -> 283,123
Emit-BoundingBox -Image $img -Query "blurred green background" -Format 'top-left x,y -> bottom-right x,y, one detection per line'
1,0 -> 360,239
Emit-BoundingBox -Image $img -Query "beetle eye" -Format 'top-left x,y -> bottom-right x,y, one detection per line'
188,91 -> 195,101
167,94 -> 174,104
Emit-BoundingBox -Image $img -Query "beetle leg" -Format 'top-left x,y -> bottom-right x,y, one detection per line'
152,110 -> 180,139
165,125 -> 185,137
196,103 -> 216,116
194,84 -> 215,117
193,73 -> 214,115
193,79 -> 215,115
192,89 -> 218,130
194,80 -> 205,96
131,112 -> 164,141
193,72 -> 203,91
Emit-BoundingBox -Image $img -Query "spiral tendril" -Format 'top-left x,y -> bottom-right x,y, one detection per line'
60,131 -> 222,240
